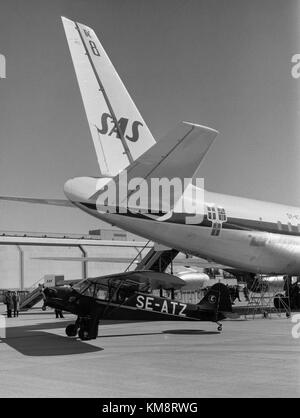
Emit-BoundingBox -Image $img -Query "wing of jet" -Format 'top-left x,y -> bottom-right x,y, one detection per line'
31,256 -> 137,263
31,253 -> 231,270
0,196 -> 73,207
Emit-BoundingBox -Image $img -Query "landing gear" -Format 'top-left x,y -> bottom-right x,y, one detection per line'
65,323 -> 78,337
65,314 -> 99,341
65,319 -> 91,340
78,327 -> 90,341
216,322 -> 223,332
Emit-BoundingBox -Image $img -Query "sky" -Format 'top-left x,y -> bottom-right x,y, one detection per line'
0,0 -> 299,233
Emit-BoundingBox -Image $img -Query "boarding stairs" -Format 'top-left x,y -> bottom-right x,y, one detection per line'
20,286 -> 44,311
125,241 -> 179,273
245,275 -> 291,319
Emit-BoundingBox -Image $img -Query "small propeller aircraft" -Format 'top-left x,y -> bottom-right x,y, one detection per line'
42,270 -> 235,341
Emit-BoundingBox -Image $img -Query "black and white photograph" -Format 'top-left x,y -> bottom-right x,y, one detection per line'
0,0 -> 299,401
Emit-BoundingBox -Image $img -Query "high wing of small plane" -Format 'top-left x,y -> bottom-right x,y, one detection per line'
42,270 -> 234,340
87,270 -> 186,290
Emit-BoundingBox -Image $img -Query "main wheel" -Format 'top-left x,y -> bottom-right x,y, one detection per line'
78,327 -> 90,341
65,324 -> 78,337
217,325 -> 222,332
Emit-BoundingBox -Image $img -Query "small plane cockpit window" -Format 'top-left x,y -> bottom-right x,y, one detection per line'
72,280 -> 93,297
94,283 -> 109,300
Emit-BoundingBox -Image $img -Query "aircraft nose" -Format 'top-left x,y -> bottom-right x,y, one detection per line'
43,286 -> 73,306
63,177 -> 99,203
44,286 -> 72,298
43,287 -> 58,298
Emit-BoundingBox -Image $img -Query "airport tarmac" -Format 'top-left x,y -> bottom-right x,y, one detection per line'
0,310 -> 299,398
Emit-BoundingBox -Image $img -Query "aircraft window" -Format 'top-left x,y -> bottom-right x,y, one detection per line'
139,282 -> 151,293
81,284 -> 94,297
72,280 -> 95,297
94,284 -> 109,300
95,289 -> 108,300
72,280 -> 90,294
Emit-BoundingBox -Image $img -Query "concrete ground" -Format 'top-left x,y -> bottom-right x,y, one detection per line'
0,310 -> 299,398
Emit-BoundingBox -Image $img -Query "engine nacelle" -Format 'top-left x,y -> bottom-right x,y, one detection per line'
176,271 -> 210,291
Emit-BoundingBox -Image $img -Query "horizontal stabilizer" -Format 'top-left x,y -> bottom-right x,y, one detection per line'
95,121 -> 219,213
221,311 -> 240,319
126,121 -> 218,182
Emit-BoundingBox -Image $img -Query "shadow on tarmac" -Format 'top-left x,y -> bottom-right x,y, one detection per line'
162,329 -> 220,335
99,332 -> 163,338
3,320 -> 104,356
1,315 -> 221,356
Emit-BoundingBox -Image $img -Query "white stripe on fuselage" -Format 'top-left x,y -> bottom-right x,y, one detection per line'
206,190 -> 300,226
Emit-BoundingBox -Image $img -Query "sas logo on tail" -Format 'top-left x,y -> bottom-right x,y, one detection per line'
96,113 -> 143,142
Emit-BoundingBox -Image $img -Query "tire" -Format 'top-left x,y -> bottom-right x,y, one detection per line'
65,324 -> 78,337
78,327 -> 90,341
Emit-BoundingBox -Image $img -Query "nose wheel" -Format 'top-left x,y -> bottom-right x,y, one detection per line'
216,322 -> 223,332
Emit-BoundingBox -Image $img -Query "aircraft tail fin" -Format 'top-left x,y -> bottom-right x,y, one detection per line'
61,17 -> 156,177
198,283 -> 233,313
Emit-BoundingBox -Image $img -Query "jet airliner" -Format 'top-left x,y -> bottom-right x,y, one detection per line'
1,17 -> 300,276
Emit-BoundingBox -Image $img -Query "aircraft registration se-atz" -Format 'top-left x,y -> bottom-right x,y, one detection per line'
135,294 -> 187,316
